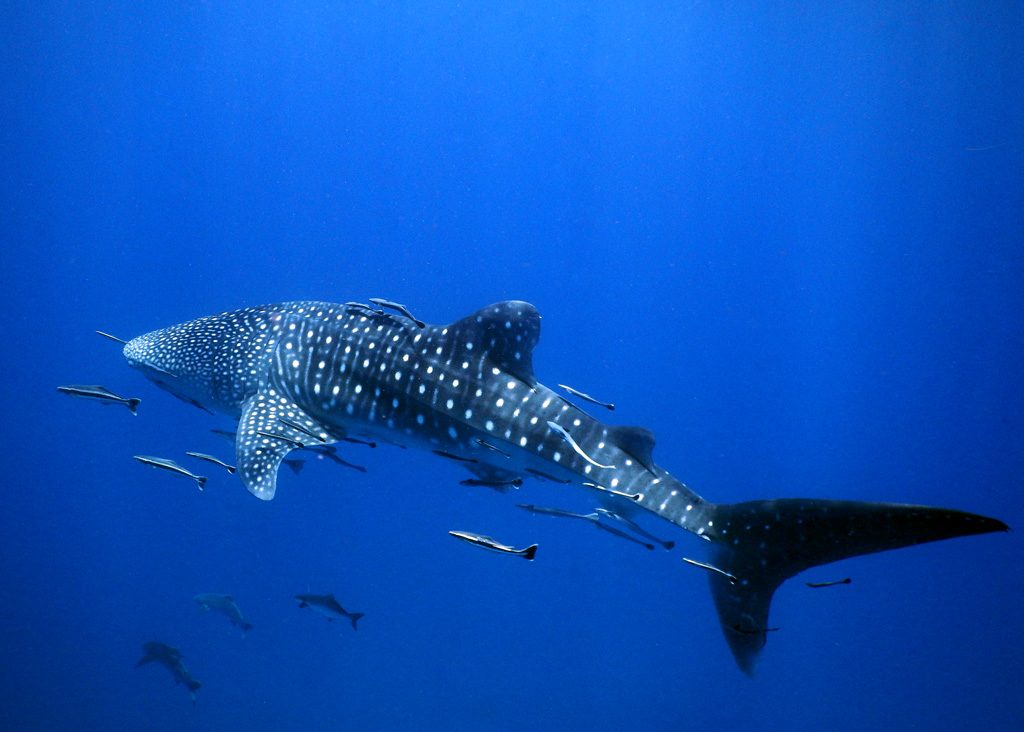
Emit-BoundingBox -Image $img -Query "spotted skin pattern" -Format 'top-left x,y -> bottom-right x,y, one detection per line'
125,300 -> 707,522
123,299 -> 1008,673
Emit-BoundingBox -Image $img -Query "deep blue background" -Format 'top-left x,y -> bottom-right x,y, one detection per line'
2,2 -> 1022,730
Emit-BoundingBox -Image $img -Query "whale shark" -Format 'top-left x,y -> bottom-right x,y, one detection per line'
122,300 -> 1008,673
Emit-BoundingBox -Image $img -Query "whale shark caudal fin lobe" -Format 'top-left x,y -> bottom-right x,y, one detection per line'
702,498 -> 1008,674
235,392 -> 336,500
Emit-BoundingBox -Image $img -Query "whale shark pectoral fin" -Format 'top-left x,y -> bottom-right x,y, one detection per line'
235,392 -> 336,500
450,301 -> 541,386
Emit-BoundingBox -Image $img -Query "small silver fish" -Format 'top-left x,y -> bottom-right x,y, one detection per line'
558,384 -> 615,411
595,508 -> 675,550
461,477 -> 523,489
95,330 -> 128,344
682,557 -> 738,584
134,455 -> 208,490
256,431 -> 306,449
295,593 -> 364,630
474,438 -> 510,458
185,452 -> 236,475
278,417 -> 328,443
57,385 -> 140,415
806,578 -> 852,588
592,521 -> 654,550
448,530 -> 538,560
194,593 -> 253,632
368,297 -> 426,328
516,503 -> 598,521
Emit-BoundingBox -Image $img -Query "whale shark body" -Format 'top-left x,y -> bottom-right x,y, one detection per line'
123,300 -> 1007,672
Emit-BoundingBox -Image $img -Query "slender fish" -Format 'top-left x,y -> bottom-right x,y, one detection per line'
448,530 -> 538,560
682,557 -> 738,584
806,578 -> 852,588
368,297 -> 426,328
582,482 -> 643,502
557,383 -> 615,411
278,417 -> 328,443
461,477 -> 523,489
95,330 -> 128,344
547,421 -> 615,469
134,455 -> 208,490
595,508 -> 676,549
185,452 -> 236,475
516,503 -> 599,521
256,431 -> 307,449
592,521 -> 654,550
57,385 -> 140,415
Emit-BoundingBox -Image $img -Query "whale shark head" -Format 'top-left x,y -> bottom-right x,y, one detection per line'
123,304 -> 306,415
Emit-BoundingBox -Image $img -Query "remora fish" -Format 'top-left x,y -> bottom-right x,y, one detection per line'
57,384 -> 140,415
185,452 -> 237,474
449,530 -> 538,560
194,593 -> 253,632
595,507 -> 676,550
135,641 -> 201,702
134,455 -> 208,490
122,299 -> 1008,672
295,593 -> 364,630
516,503 -> 599,521
806,578 -> 852,588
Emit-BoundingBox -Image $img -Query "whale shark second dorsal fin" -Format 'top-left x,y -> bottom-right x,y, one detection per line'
608,426 -> 656,472
235,392 -> 337,500
448,301 -> 541,387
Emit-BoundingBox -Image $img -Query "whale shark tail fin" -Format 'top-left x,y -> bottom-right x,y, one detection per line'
703,499 -> 1007,674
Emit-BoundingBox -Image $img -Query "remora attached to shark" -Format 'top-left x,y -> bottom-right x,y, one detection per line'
122,300 -> 1008,672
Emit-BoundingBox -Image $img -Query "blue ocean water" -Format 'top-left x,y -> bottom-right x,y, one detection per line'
2,2 -> 1022,730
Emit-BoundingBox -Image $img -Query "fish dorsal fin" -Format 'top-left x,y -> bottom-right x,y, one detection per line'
448,301 -> 540,386
609,426 -> 657,472
235,391 -> 337,500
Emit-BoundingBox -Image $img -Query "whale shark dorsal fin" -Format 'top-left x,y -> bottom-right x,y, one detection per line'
609,426 -> 656,472
235,392 -> 337,500
449,301 -> 541,386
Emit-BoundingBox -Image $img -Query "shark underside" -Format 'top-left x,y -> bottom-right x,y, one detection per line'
122,299 -> 1008,673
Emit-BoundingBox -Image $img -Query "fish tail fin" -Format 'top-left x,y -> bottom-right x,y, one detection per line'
350,613 -> 365,631
126,398 -> 141,416
195,475 -> 208,491
227,465 -> 237,475
523,544 -> 538,561
663,541 -> 676,550
701,498 -> 1007,675
241,622 -> 254,633
283,459 -> 305,475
